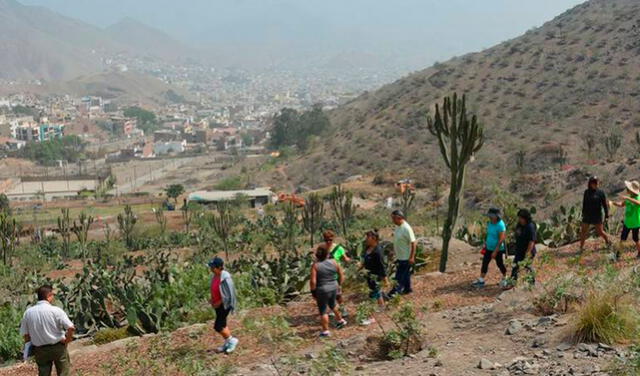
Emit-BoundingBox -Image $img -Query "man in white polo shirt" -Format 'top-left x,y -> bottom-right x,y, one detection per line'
388,210 -> 417,297
20,285 -> 75,376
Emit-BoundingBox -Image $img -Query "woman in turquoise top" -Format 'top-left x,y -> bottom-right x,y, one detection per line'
472,208 -> 508,288
611,180 -> 640,260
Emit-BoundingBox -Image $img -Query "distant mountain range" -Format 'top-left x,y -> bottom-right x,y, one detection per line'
0,0 -> 195,81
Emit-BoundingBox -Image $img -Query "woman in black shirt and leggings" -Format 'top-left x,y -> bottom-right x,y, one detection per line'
579,176 -> 611,252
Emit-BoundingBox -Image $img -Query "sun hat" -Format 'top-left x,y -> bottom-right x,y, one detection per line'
625,180 -> 640,196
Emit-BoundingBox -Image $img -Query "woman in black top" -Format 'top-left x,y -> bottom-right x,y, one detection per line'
359,230 -> 387,325
506,209 -> 537,289
579,176 -> 611,252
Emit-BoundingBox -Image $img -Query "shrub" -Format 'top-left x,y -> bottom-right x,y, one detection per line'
380,302 -> 423,359
571,290 -> 640,345
0,303 -> 23,363
93,327 -> 131,345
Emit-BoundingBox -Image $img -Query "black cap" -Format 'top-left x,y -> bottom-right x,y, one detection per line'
391,209 -> 405,218
485,208 -> 501,218
588,176 -> 599,183
207,257 -> 224,268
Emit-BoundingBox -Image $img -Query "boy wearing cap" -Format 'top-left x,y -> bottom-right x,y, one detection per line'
611,180 -> 640,259
208,257 -> 239,354
472,208 -> 508,288
388,210 -> 416,297
579,176 -> 611,252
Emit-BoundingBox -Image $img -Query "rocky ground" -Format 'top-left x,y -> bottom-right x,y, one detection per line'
1,238 -> 635,376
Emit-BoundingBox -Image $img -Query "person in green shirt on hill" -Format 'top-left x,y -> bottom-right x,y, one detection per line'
323,230 -> 351,318
611,180 -> 640,260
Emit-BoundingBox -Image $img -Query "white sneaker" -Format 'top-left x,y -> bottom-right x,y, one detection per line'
225,337 -> 239,354
360,318 -> 376,326
216,339 -> 229,353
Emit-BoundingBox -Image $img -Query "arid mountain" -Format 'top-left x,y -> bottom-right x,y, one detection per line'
0,0 -> 197,81
277,0 -> 640,208
105,17 -> 196,63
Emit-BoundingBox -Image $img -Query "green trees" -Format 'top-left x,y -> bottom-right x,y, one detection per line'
329,185 -> 357,239
269,105 -> 330,151
302,193 -> 325,246
428,93 -> 484,273
0,212 -> 21,265
164,184 -> 185,203
123,106 -> 157,134
17,136 -> 85,165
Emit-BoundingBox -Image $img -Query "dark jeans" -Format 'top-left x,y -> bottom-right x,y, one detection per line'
33,343 -> 70,376
621,225 -> 640,242
481,251 -> 507,275
389,260 -> 412,296
214,306 -> 231,332
510,249 -> 536,282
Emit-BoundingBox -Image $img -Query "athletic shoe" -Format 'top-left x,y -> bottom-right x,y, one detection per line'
340,308 -> 349,318
471,279 -> 485,288
499,279 -> 509,288
319,331 -> 331,337
225,337 -> 239,354
215,339 -> 229,353
328,311 -> 335,317
360,318 -> 376,326
336,319 -> 347,329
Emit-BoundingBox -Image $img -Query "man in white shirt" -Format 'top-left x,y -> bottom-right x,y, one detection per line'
20,285 -> 75,376
388,210 -> 417,297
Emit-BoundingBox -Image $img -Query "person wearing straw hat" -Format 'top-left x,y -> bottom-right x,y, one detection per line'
610,180 -> 640,260
579,176 -> 611,252
471,208 -> 508,288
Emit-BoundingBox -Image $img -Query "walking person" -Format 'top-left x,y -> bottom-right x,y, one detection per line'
505,209 -> 537,289
610,180 -> 640,260
208,257 -> 239,354
472,208 -> 508,288
310,245 -> 347,337
359,230 -> 387,325
388,210 -> 416,297
579,176 -> 611,252
20,285 -> 75,376
323,230 -> 351,317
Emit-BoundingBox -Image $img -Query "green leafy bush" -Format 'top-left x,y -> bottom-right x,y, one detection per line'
92,327 -> 131,345
0,304 -> 23,363
572,290 -> 640,344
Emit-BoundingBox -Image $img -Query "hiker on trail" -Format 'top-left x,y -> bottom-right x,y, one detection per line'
310,245 -> 347,337
359,230 -> 387,325
579,176 -> 611,252
472,208 -> 508,288
208,257 -> 239,354
610,180 -> 640,260
388,210 -> 416,297
20,285 -> 75,376
323,230 -> 351,318
505,209 -> 537,289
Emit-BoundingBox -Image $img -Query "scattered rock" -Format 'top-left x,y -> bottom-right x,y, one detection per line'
506,319 -> 523,335
531,336 -> 548,348
478,358 -> 496,370
434,359 -> 443,367
556,342 -> 573,351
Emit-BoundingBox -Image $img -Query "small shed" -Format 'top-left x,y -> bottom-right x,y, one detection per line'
187,187 -> 274,208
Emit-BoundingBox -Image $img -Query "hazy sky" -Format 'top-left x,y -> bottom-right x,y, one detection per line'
19,0 -> 587,70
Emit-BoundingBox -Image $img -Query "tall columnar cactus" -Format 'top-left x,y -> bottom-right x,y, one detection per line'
302,193 -> 325,246
117,205 -> 137,250
428,93 -> 484,273
329,185 -> 356,239
0,212 -> 21,266
73,211 -> 94,259
57,208 -> 72,258
400,188 -> 416,219
209,201 -> 237,260
153,206 -> 167,236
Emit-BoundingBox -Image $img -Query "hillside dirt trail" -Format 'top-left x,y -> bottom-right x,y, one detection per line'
1,239 -> 629,376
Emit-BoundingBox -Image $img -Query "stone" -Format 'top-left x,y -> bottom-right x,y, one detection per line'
304,353 -> 316,360
598,343 -> 614,351
556,342 -> 573,351
532,336 -> 548,348
506,319 -> 524,335
577,343 -> 598,356
478,358 -> 495,370
434,360 -> 443,367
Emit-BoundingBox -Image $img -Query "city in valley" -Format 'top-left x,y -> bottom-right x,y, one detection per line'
3,1 -> 640,376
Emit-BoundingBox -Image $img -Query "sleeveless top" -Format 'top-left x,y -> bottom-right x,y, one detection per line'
315,259 -> 339,292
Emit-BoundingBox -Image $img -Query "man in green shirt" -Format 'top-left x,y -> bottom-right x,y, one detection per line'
324,230 -> 351,317
388,210 -> 416,297
612,180 -> 640,259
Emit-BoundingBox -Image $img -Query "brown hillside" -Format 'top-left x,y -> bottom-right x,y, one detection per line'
277,0 -> 640,208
